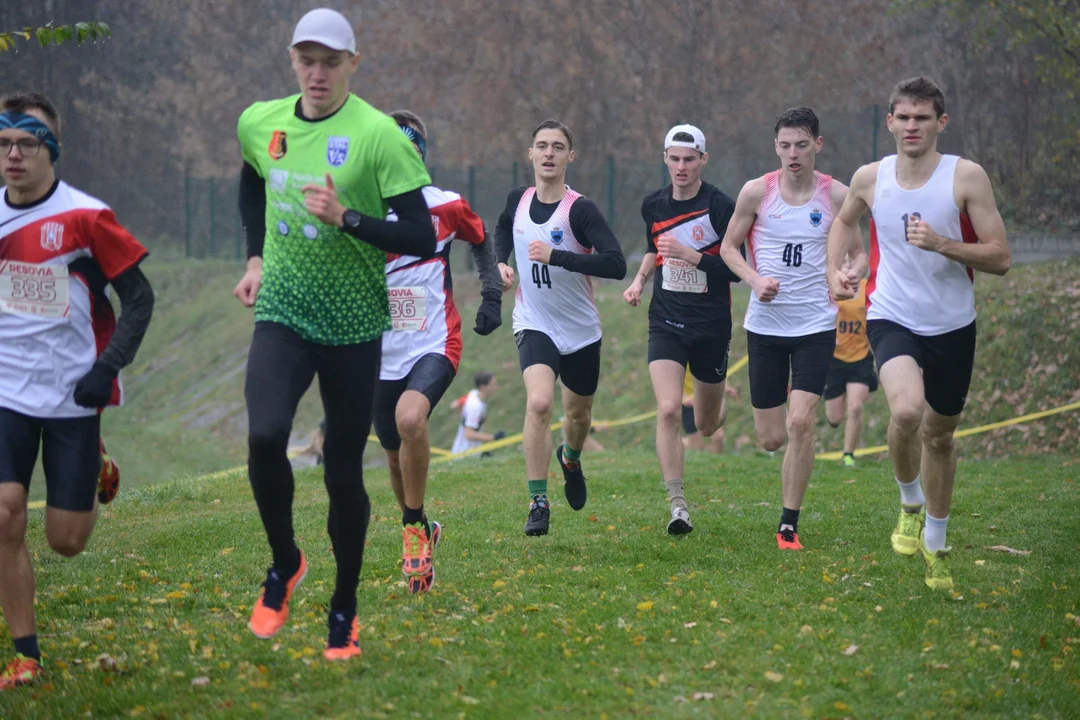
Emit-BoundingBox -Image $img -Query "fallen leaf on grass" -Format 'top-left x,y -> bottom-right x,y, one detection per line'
975,560 -> 987,566
684,622 -> 697,629
702,660 -> 718,670
673,696 -> 689,704
459,695 -> 480,705
931,663 -> 949,670
692,692 -> 715,701
764,671 -> 784,683
588,515 -> 599,522
191,676 -> 210,687
843,644 -> 859,656
985,545 -> 1032,556
844,479 -> 857,484
800,625 -> 813,635
835,702 -> 851,712
637,601 -> 654,611
97,654 -> 118,671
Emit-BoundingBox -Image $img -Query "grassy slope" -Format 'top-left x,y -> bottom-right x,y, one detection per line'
47,255 -> 1077,505
2,452 -> 1078,718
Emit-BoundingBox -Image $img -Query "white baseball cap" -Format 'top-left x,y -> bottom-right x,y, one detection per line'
664,124 -> 706,153
290,8 -> 356,53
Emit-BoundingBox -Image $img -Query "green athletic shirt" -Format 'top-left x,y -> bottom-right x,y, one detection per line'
237,94 -> 431,344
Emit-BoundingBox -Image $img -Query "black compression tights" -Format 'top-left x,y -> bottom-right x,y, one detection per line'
245,321 -> 379,615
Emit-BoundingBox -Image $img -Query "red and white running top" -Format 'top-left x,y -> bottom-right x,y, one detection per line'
511,187 -> 601,353
0,181 -> 147,418
382,185 -> 485,380
868,154 -> 977,335
744,170 -> 837,337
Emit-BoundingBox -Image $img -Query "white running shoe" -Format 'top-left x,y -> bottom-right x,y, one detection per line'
667,506 -> 693,535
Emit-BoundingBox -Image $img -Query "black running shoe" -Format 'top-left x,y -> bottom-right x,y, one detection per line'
556,444 -> 587,511
524,495 -> 550,536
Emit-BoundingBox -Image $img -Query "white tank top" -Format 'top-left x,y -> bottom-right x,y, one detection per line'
868,155 -> 976,335
744,170 -> 837,337
511,187 -> 602,353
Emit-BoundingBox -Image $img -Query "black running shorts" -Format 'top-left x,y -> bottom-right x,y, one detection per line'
647,322 -> 732,384
746,330 -> 835,410
373,353 -> 457,451
0,408 -> 101,512
823,354 -> 879,401
867,319 -> 976,417
515,330 -> 602,397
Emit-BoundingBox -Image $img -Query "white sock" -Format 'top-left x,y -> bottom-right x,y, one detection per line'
923,513 -> 949,552
897,475 -> 925,507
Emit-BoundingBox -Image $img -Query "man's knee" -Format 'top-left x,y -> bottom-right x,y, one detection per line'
698,407 -> 725,437
564,404 -> 591,427
248,421 -> 290,455
396,403 -> 429,441
46,524 -> 91,558
889,401 -> 923,434
786,409 -> 815,441
760,430 -> 786,452
526,393 -> 554,420
656,399 -> 681,427
0,499 -> 27,546
922,424 -> 955,454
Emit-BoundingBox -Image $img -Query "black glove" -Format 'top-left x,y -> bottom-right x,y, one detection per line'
494,430 -> 507,441
473,293 -> 502,336
74,361 -> 119,408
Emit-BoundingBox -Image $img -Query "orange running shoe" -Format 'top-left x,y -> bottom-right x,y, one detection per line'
0,654 -> 42,690
98,439 -> 120,505
402,522 -> 435,594
776,526 -> 804,550
248,551 -> 307,639
323,611 -> 361,661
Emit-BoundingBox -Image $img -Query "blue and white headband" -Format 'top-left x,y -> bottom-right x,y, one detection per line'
399,124 -> 426,162
0,111 -> 60,162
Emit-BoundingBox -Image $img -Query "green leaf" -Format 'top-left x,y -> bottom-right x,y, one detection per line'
54,25 -> 74,47
0,35 -> 9,53
75,22 -> 90,45
93,22 -> 111,41
35,27 -> 54,48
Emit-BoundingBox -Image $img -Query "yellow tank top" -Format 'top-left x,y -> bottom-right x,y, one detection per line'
834,279 -> 870,363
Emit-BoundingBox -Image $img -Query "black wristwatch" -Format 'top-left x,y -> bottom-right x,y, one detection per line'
342,209 -> 363,231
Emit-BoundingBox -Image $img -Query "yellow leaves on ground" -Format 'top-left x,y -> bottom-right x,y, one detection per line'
764,671 -> 784,683
637,601 -> 654,612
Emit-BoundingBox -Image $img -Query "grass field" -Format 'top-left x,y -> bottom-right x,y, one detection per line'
3,451 -> 1078,718
65,255 -> 1078,508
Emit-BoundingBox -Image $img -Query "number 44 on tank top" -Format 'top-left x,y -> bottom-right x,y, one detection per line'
531,263 -> 552,289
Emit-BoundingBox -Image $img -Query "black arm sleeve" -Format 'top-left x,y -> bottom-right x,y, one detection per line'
345,187 -> 436,258
641,196 -> 658,254
99,264 -> 155,372
239,162 -> 266,259
494,187 -> 526,265
548,198 -> 627,280
469,228 -> 503,298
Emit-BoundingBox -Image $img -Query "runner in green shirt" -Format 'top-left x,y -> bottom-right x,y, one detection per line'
232,8 -> 434,662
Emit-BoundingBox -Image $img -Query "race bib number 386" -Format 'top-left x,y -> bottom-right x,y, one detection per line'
388,286 -> 428,331
661,257 -> 707,294
0,261 -> 71,319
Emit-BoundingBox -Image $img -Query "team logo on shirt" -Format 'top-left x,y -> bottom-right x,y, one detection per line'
692,225 -> 705,242
430,214 -> 440,236
550,228 -> 564,245
327,136 -> 349,167
809,209 -> 823,227
269,169 -> 289,192
40,222 -> 64,251
268,131 -> 288,160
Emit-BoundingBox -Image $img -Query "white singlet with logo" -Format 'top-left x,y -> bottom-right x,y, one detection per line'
867,154 -> 977,335
744,170 -> 837,337
511,187 -> 601,354
451,389 -> 487,455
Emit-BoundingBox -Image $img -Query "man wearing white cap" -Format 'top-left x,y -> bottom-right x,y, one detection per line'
719,108 -> 860,551
233,8 -> 435,661
623,124 -> 740,535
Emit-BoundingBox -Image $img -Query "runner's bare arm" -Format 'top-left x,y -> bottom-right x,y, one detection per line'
827,164 -> 875,298
830,180 -> 867,278
907,160 -> 1010,275
718,178 -> 766,287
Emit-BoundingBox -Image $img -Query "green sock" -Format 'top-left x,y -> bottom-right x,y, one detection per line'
527,479 -> 548,499
562,444 -> 581,463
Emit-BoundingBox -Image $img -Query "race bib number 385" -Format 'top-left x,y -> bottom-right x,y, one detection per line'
661,257 -> 707,293
388,286 -> 428,331
0,261 -> 71,319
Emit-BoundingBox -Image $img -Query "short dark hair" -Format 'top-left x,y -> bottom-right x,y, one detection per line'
474,371 -> 494,389
532,119 -> 572,150
774,107 -> 819,139
389,109 -> 426,141
889,76 -> 946,118
1,91 -> 61,136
